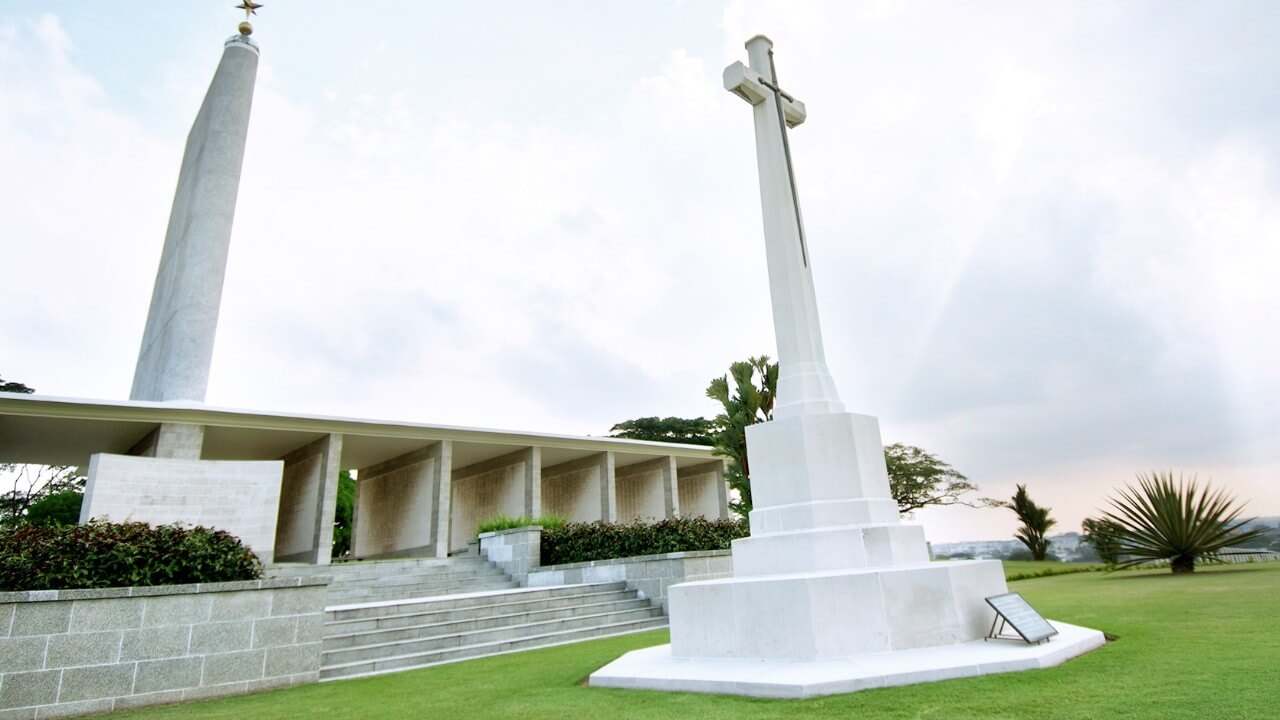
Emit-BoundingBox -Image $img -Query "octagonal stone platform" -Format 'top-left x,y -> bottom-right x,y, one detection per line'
590,620 -> 1105,698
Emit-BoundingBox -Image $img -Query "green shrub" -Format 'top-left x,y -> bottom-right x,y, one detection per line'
476,513 -> 568,535
541,516 -> 749,566
0,520 -> 262,592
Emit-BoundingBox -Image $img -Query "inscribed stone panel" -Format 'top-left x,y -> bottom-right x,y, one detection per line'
356,459 -> 434,557
541,468 -> 601,523
274,454 -> 320,559
449,466 -> 523,551
616,467 -> 665,521
677,469 -> 720,518
82,454 -> 282,562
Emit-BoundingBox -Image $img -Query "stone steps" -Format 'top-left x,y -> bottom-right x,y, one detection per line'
272,557 -> 493,576
324,597 -> 654,649
326,580 -> 521,606
324,590 -> 647,635
269,558 -> 515,606
319,583 -> 667,681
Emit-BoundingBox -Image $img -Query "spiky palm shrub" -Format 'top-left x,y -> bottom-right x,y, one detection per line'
1006,484 -> 1056,560
1102,472 -> 1268,573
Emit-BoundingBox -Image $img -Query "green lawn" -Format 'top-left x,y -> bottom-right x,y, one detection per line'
111,562 -> 1280,720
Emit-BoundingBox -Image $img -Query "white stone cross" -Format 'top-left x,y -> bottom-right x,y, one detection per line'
724,36 -> 845,419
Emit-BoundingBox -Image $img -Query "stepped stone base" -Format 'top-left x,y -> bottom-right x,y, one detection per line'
669,560 -> 1007,660
590,620 -> 1105,698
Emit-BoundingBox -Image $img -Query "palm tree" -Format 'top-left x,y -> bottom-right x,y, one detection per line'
1101,472 -> 1268,573
706,356 -> 777,516
1006,484 -> 1056,560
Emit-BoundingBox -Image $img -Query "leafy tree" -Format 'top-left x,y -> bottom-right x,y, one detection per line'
0,464 -> 83,525
706,356 -> 777,515
24,491 -> 84,527
0,377 -> 34,394
1004,484 -> 1056,561
1101,472 -> 1268,573
1080,517 -> 1123,567
884,443 -> 994,515
0,376 -> 84,526
332,470 -> 356,560
608,417 -> 716,446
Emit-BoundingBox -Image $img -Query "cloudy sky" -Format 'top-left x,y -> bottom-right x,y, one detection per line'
2,2 -> 1277,542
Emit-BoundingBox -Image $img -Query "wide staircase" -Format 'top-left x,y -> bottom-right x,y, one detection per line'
270,556 -> 517,606
269,558 -> 667,681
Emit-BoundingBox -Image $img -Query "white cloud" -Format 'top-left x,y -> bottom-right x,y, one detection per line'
2,3 -> 1278,541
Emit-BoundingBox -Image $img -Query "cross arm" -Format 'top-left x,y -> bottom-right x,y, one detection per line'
723,61 -> 807,127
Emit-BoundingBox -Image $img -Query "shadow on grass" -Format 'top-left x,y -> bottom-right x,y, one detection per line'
1105,566 -> 1264,580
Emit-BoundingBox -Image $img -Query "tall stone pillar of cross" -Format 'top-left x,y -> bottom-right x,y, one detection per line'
724,35 -> 843,419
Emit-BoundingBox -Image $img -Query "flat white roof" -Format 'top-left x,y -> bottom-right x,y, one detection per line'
0,394 -> 718,472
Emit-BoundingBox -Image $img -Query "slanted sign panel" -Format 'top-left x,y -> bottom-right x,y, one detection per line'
985,592 -> 1058,644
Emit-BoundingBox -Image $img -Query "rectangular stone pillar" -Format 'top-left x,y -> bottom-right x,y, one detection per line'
524,447 -> 542,518
274,433 -> 342,564
677,460 -> 730,519
663,456 -> 680,519
353,442 -> 446,560
433,441 -> 453,558
600,451 -> 617,522
128,423 -> 205,460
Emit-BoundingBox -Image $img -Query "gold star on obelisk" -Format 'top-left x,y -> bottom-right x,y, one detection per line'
235,1 -> 263,35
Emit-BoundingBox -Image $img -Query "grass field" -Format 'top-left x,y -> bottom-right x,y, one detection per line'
110,562 -> 1280,720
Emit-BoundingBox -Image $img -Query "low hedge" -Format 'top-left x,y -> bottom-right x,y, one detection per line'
540,516 -> 749,566
477,513 -> 567,535
0,520 -> 262,592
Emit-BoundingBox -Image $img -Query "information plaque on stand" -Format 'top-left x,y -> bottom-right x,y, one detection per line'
984,592 -> 1058,644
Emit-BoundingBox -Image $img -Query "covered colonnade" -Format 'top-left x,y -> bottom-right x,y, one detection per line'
0,395 -> 728,563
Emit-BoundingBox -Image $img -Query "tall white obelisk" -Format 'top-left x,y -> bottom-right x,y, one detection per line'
591,36 -> 1102,697
130,14 -> 260,406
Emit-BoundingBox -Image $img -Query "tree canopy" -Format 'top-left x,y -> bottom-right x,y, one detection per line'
0,377 -> 34,394
332,470 -> 356,560
0,376 -> 84,526
883,443 -> 993,515
1080,517 -> 1123,566
607,417 -> 716,446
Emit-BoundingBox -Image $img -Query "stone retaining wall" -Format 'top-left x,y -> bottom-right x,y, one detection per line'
0,578 -> 327,719
477,527 -> 542,583
525,549 -> 733,611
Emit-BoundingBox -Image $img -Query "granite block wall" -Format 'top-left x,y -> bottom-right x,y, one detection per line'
0,578 -> 326,719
